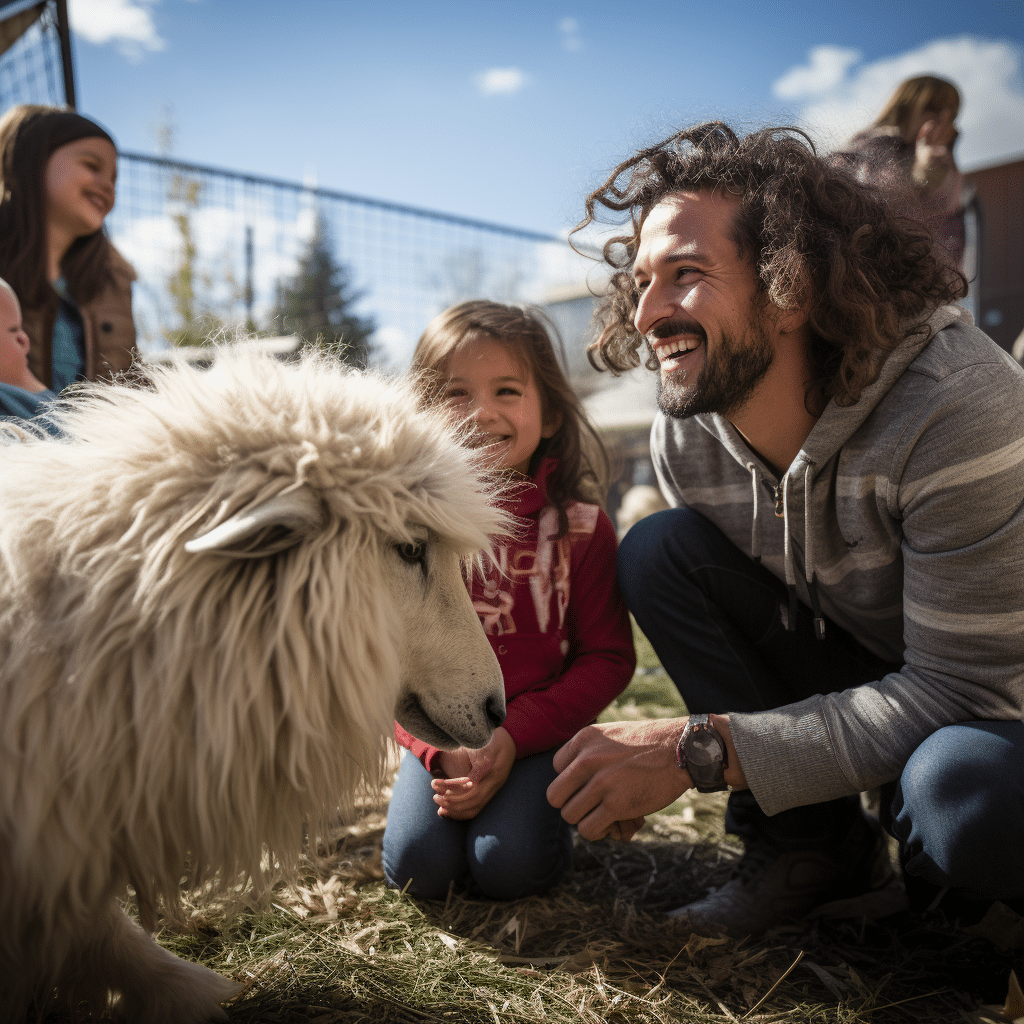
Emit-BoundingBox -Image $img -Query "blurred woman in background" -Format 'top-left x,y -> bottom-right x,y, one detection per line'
0,104 -> 136,392
833,75 -> 965,270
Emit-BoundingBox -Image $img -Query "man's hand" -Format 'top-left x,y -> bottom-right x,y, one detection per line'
546,718 -> 691,841
431,727 -> 517,820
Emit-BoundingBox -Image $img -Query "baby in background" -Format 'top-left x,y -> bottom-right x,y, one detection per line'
0,277 -> 55,422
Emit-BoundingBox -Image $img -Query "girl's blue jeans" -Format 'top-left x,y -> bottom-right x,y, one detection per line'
382,747 -> 574,901
618,506 -> 1024,904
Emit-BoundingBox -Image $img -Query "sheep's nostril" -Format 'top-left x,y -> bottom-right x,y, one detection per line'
486,695 -> 506,728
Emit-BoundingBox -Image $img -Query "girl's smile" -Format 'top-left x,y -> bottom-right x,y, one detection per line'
45,137 -> 117,246
442,337 -> 557,475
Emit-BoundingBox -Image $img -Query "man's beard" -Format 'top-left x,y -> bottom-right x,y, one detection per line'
656,316 -> 775,421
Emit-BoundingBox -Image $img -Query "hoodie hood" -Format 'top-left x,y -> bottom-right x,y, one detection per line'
779,303 -> 971,632
655,303 -> 980,647
801,303 -> 969,470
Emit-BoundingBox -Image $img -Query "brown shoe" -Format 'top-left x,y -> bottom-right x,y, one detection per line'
668,818 -> 893,938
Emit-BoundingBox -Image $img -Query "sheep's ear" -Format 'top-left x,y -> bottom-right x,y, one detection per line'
185,487 -> 325,557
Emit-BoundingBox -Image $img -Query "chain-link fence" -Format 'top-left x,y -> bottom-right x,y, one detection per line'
0,1 -> 600,369
108,151 -> 597,369
0,0 -> 69,109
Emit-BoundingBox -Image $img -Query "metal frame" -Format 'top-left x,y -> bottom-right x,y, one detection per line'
53,0 -> 73,107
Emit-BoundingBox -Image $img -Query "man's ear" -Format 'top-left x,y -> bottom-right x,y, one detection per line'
770,271 -> 813,336
783,311 -> 811,336
541,410 -> 563,439
771,297 -> 811,336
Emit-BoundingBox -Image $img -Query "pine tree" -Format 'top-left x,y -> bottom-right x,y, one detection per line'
271,213 -> 376,367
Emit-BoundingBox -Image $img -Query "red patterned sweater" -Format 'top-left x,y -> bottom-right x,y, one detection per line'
394,458 -> 636,771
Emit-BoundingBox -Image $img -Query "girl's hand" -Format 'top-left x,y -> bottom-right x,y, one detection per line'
431,727 -> 517,820
436,748 -> 473,780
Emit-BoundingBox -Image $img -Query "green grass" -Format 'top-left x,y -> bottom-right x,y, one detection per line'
599,619 -> 686,723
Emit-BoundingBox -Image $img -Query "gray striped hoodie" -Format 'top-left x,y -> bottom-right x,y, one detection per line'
651,305 -> 1024,816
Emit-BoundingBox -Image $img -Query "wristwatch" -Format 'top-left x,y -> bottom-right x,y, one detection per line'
676,714 -> 729,793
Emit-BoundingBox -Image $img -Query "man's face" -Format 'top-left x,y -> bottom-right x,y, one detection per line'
631,191 -> 776,421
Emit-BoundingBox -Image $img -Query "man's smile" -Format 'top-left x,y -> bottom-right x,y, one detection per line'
649,320 -> 707,373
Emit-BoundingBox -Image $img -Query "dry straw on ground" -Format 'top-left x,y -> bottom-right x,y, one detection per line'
37,784 -> 1021,1024
35,660 -> 1024,1023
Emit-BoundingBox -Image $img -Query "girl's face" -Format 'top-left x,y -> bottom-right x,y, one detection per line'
441,336 -> 557,474
44,136 -> 117,240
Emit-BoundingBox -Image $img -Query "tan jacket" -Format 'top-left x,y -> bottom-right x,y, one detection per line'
24,247 -> 137,390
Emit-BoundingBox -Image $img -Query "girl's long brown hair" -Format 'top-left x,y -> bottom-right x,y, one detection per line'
873,75 -> 961,138
0,104 -> 118,311
412,300 -> 609,536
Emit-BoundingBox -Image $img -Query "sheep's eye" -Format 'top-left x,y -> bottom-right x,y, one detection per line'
396,542 -> 427,566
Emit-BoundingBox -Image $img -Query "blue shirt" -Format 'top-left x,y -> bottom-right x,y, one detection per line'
50,277 -> 86,393
0,381 -> 60,435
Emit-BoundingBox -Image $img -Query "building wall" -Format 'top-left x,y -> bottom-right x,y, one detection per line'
542,288 -> 606,393
964,157 -> 1024,353
545,287 -> 662,520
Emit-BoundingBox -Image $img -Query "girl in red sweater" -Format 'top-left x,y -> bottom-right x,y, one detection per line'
383,300 -> 636,901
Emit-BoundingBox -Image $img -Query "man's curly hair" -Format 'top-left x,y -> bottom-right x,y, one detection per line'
573,122 -> 967,407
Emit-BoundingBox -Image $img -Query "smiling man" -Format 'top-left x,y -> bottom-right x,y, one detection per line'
548,122 -> 1024,941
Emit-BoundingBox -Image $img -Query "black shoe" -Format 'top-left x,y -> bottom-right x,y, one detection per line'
668,816 -> 893,938
906,877 -> 1024,951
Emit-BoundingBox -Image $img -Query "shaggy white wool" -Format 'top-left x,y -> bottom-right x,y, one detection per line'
0,348 -> 510,1021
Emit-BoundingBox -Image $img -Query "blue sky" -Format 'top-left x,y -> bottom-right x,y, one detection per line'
69,0 -> 1024,237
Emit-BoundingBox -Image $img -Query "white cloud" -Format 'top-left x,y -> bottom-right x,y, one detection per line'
772,36 -> 1024,170
559,16 -> 583,52
373,325 -> 409,362
68,0 -> 165,61
772,45 -> 861,100
475,67 -> 528,96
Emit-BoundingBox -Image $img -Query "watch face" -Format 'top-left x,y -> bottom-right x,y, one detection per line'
687,730 -> 722,766
685,725 -> 727,791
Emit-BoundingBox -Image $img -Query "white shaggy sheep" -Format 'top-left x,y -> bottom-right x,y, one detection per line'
0,349 -> 508,1023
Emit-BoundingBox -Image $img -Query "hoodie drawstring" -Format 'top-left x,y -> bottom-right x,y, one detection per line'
748,459 -> 826,640
803,459 -> 826,639
747,463 -> 763,564
780,474 -> 800,633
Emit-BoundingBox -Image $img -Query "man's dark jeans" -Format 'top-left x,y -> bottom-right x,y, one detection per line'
618,506 -> 1024,903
